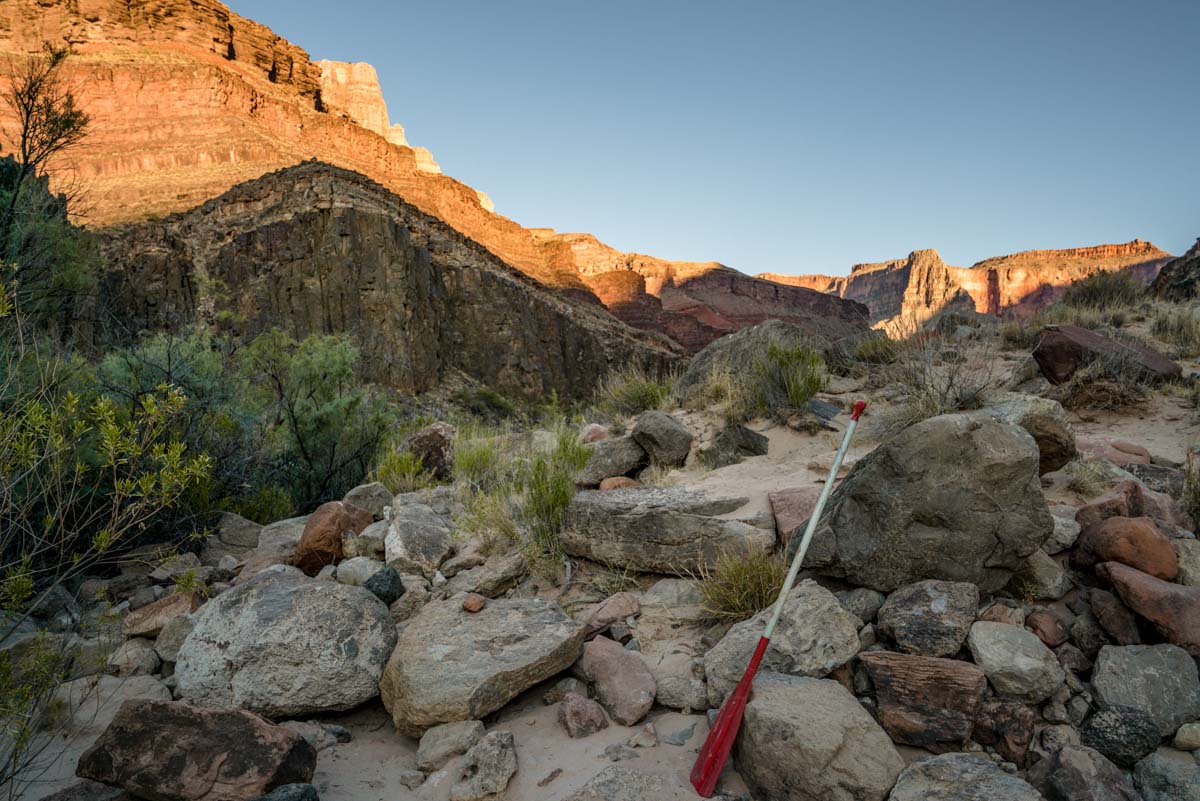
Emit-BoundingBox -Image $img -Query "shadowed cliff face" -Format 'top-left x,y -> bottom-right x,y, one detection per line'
0,0 -> 870,354
760,240 -> 1171,331
1152,239 -> 1200,300
99,163 -> 683,398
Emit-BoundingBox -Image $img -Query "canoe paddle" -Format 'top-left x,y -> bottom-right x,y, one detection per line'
689,400 -> 867,797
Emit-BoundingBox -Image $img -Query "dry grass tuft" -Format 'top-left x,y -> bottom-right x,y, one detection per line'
1067,460 -> 1110,498
693,549 -> 786,623
1151,304 -> 1200,358
596,363 -> 675,416
875,332 -> 1001,435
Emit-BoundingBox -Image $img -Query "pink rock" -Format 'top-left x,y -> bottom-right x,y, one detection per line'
599,476 -> 640,491
768,487 -> 822,547
1075,480 -> 1191,533
557,692 -> 608,738
1077,439 -> 1152,467
461,593 -> 486,613
1026,610 -> 1070,649
1075,516 -> 1179,581
582,592 -> 641,639
581,424 -> 609,444
123,591 -> 200,639
572,636 -> 656,725
979,601 -> 1026,627
1098,561 -> 1200,656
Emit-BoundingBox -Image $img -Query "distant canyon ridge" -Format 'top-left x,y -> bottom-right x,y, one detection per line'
0,1 -> 1178,389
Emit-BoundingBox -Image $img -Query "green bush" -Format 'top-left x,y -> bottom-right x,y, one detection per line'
750,340 -> 829,419
596,363 -> 674,416
453,387 -> 517,421
373,450 -> 436,495
1060,270 -> 1144,310
694,549 -> 785,622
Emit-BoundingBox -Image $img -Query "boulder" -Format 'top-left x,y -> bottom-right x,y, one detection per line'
1076,517 -> 1179,580
441,553 -> 527,598
122,591 -> 200,639
1032,324 -> 1182,385
1009,550 -> 1072,600
967,621 -> 1064,703
1080,707 -> 1162,768
972,699 -> 1038,765
406,421 -> 455,480
291,501 -> 373,576
1045,510 -> 1083,555
154,613 -> 195,662
1027,745 -> 1141,801
107,638 -> 160,676
416,720 -> 485,771
797,413 -> 1053,592
449,731 -> 517,801
384,501 -> 453,578
637,641 -> 707,713
1076,480 -> 1191,533
558,692 -> 609,738
563,487 -> 773,575
572,636 -> 656,725
560,767 -> 667,801
1092,644 -> 1200,736
1098,561 -> 1200,655
574,436 -> 647,487
176,567 -> 395,717
1175,540 -> 1200,587
1090,588 -> 1141,645
876,580 -> 978,657
631,411 -> 693,467
698,424 -> 769,469
982,391 -> 1076,473
768,486 -> 822,547
734,673 -> 903,801
1134,749 -> 1200,801
236,517 -> 307,581
334,555 -> 384,586
76,699 -> 316,801
581,592 -> 641,639
858,651 -> 986,751
54,675 -> 172,736
888,753 -> 1042,801
380,596 -> 585,736
705,580 -> 860,707
342,481 -> 393,518
216,512 -> 263,548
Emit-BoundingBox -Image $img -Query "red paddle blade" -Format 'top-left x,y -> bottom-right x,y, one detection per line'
689,636 -> 770,797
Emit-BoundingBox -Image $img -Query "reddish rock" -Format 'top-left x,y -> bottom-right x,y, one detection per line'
1026,609 -> 1070,649
1075,516 -> 1179,581
1078,439 -> 1152,467
580,424 -> 608,443
858,651 -> 986,751
1089,589 -> 1141,645
599,477 -> 640,492
572,636 -> 656,726
768,487 -> 822,547
582,592 -> 641,639
1033,324 -> 1182,385
1075,480 -> 1191,533
406,422 -> 455,480
76,699 -> 316,801
972,699 -> 1038,766
1098,561 -> 1200,655
979,601 -> 1026,627
292,501 -> 374,576
123,591 -> 200,639
557,692 -> 609,738
461,593 -> 486,613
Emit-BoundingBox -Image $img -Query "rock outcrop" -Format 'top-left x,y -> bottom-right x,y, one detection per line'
1152,238 -> 1200,299
761,241 -> 1171,331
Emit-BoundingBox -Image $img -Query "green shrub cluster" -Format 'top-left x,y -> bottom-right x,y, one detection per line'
595,363 -> 674,416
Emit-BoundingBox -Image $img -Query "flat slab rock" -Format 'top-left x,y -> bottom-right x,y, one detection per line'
561,767 -> 669,800
888,753 -> 1042,801
380,595 -> 586,736
562,487 -> 773,575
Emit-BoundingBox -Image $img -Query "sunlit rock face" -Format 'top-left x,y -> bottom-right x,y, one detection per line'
760,240 -> 1171,332
316,60 -> 409,147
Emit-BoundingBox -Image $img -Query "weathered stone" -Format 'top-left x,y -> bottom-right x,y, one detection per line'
441,553 -> 527,598
877,580 -> 978,657
406,422 -> 455,480
1133,749 -> 1200,801
698,424 -> 769,468
1079,439 -> 1153,467
734,673 -> 904,801
176,566 -> 395,717
154,613 -> 195,662
581,592 -> 641,639
1027,745 -> 1141,801
122,591 -> 199,639
563,487 -> 772,575
558,692 -> 609,738
1009,549 -> 1073,600
1027,609 -> 1071,648
982,391 -> 1077,474
967,621 -> 1064,703
980,599 -> 1027,627
279,721 -> 350,753
631,411 -> 693,467
1080,706 -> 1162,768
580,423 -> 608,443
1090,588 -> 1141,645
380,597 -> 585,736
334,555 -> 384,587
39,781 -> 133,801
572,636 -> 656,726
107,638 -> 160,677
1046,512 -> 1083,555
1174,722 -> 1200,750
1092,644 -> 1200,736
1033,324 -> 1182,385
449,730 -> 517,801
574,436 -> 647,487
388,574 -> 430,623
1071,609 -> 1112,658
416,720 -> 485,771
148,552 -> 202,583
54,675 -> 172,736
1127,463 -> 1186,496
637,641 -> 708,713
1076,517 -> 1179,580
291,502 -> 373,576
972,699 -> 1038,765
76,699 -> 316,801
343,481 -> 393,518
1076,480 -> 1191,535
1098,561 -> 1200,655
858,651 -> 985,751
340,520 -> 386,561
384,502 -> 453,578
704,580 -> 860,706
256,786 -> 319,801
888,753 -> 1042,801
217,512 -> 263,549
798,413 -> 1053,592
362,566 -> 404,605
559,767 -> 667,801
1176,540 -> 1200,587
836,587 -> 888,623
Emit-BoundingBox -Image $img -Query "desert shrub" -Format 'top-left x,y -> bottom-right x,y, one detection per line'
877,333 -> 1000,434
693,549 -> 786,623
596,363 -> 674,416
753,340 -> 829,417
1060,270 -> 1144,310
453,387 -> 517,421
455,490 -> 520,556
1046,349 -> 1150,411
1066,460 -> 1109,498
854,336 -> 900,364
230,485 -> 293,525
1184,451 -> 1200,525
372,450 -> 436,495
521,425 -> 591,570
1151,305 -> 1200,358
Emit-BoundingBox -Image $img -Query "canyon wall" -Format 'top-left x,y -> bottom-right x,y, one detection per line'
761,240 -> 1170,331
0,0 -> 866,354
1152,239 -> 1200,300
99,163 -> 682,399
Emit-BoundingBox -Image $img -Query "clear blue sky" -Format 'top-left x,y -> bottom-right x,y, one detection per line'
229,0 -> 1199,276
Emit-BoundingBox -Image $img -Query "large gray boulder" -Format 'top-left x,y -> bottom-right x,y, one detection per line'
631,411 -> 693,467
175,566 -> 396,717
1134,748 -> 1200,801
1092,644 -> 1200,737
562,487 -> 774,575
967,621 -> 1064,704
1027,745 -> 1141,801
877,580 -> 978,657
888,753 -> 1042,801
980,392 -> 1076,474
796,413 -> 1053,592
575,436 -> 647,487
380,596 -> 585,736
384,501 -> 453,578
704,580 -> 861,707
734,673 -> 904,801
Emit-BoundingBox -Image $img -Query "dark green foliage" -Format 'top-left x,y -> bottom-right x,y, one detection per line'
453,387 -> 517,421
1060,270 -> 1144,310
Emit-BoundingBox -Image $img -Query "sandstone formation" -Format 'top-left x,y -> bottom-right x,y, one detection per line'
1152,238 -> 1200,299
761,241 -> 1171,331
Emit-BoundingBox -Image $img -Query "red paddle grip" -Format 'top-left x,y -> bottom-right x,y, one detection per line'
850,400 -> 868,421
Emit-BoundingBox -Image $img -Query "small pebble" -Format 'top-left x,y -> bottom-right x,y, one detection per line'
538,768 -> 563,787
663,722 -> 697,746
398,770 -> 424,790
601,744 -> 639,762
462,593 -> 486,613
